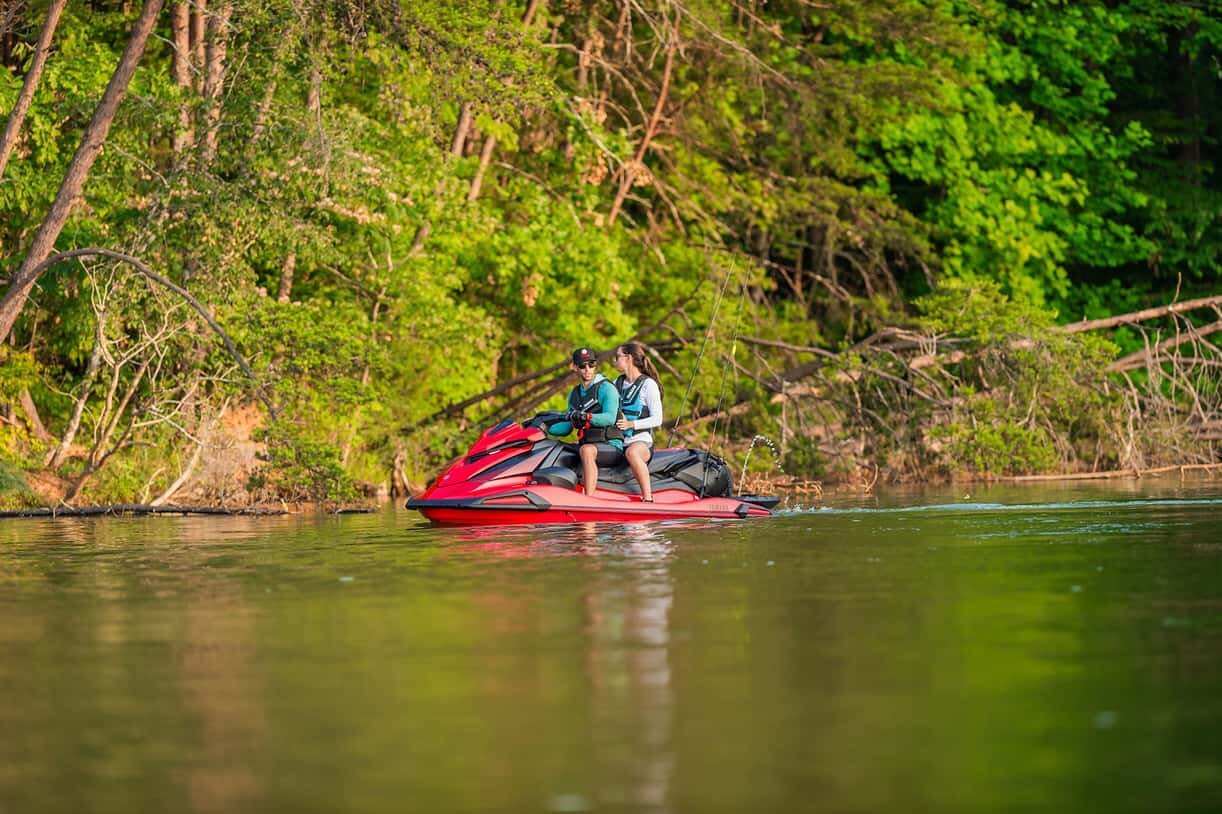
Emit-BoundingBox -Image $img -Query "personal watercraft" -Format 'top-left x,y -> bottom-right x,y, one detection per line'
407,411 -> 778,525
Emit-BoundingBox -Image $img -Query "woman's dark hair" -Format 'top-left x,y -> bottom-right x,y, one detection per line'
618,341 -> 664,401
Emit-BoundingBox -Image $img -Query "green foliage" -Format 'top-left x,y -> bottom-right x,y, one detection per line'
927,395 -> 1058,477
0,0 -> 1216,500
249,424 -> 360,505
782,436 -> 826,480
0,460 -> 38,510
875,1 -> 1157,303
0,350 -> 39,401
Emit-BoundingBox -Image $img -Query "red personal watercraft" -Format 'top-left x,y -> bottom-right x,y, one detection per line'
407,412 -> 778,525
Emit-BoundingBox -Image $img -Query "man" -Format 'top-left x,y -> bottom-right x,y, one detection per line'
547,347 -> 623,496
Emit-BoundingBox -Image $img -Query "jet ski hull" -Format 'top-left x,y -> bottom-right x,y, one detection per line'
409,484 -> 773,525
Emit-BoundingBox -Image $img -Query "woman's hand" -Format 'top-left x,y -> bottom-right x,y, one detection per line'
615,417 -> 632,431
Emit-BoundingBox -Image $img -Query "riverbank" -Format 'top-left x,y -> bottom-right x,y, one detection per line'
5,460 -> 1220,519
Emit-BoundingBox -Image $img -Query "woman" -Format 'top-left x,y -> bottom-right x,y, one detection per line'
613,341 -> 665,502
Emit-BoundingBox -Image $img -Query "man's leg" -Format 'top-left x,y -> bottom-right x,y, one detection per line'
579,443 -> 599,496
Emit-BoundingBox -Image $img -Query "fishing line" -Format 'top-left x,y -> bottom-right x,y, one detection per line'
701,274 -> 747,497
665,263 -> 734,447
709,278 -> 747,451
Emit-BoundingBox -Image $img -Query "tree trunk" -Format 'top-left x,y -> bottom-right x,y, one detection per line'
17,387 -> 51,442
199,1 -> 232,167
451,103 -> 473,157
0,0 -> 165,346
250,19 -> 300,148
0,0 -> 67,179
277,251 -> 295,303
190,0 -> 207,89
1059,294 -> 1222,334
170,0 -> 194,156
0,2 -> 22,70
607,17 -> 678,227
467,134 -> 497,201
45,332 -> 104,469
406,102 -> 469,255
467,1 -> 541,201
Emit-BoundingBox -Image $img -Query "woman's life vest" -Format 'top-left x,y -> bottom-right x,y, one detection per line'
569,379 -> 624,445
614,374 -> 654,439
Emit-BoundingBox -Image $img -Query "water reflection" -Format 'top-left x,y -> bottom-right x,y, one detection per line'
179,600 -> 265,813
5,484 -> 1222,813
0,518 -> 270,813
441,522 -> 679,812
578,525 -> 675,811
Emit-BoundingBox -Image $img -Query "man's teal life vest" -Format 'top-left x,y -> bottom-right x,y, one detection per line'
567,376 -> 624,445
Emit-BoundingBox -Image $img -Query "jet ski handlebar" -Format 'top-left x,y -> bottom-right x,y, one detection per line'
522,410 -> 567,430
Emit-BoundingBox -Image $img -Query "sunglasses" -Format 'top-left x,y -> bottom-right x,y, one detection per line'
577,361 -> 598,369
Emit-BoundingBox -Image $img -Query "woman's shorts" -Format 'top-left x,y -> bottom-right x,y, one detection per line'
625,438 -> 654,462
580,441 -> 624,466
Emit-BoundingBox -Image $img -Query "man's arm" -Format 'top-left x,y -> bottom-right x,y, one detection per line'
546,390 -> 577,436
589,381 -> 621,427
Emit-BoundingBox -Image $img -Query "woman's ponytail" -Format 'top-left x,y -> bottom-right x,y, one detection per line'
620,341 -> 664,401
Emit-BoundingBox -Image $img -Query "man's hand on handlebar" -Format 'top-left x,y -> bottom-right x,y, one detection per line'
566,410 -> 592,428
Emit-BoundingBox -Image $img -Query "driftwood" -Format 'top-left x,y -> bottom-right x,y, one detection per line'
1060,295 -> 1222,334
756,295 -> 1222,400
1108,319 -> 1222,372
1002,463 -> 1222,483
0,504 -> 289,518
663,295 -> 1222,445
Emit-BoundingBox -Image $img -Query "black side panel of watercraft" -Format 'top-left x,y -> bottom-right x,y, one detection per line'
670,453 -> 732,497
408,490 -> 552,511
530,467 -> 578,489
476,447 -> 550,480
538,442 -> 580,471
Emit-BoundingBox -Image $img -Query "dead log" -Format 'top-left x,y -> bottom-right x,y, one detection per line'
1060,295 -> 1222,334
0,504 -> 289,518
1108,319 -> 1222,372
1002,463 -> 1222,483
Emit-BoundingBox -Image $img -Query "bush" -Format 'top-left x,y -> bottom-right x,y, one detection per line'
248,424 -> 360,506
0,461 -> 38,510
927,396 -> 1059,477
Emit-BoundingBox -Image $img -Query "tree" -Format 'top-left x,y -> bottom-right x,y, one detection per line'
0,0 -> 67,178
0,0 -> 165,345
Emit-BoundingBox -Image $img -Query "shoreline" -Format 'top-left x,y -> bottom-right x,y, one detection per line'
5,463 -> 1219,519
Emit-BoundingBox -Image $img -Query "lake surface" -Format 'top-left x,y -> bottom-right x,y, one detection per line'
2,478 -> 1222,813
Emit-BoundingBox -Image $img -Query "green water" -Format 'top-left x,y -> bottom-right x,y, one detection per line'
2,479 -> 1222,813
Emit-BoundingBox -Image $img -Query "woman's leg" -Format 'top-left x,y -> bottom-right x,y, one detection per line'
579,443 -> 599,496
625,442 -> 653,501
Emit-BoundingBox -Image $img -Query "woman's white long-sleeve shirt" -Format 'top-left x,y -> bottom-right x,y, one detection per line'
626,377 -> 663,447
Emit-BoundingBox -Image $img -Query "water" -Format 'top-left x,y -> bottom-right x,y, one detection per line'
2,478 -> 1222,813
